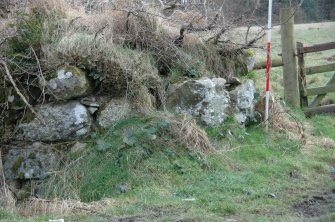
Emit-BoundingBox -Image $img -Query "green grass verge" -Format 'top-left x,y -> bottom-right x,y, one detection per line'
5,112 -> 330,222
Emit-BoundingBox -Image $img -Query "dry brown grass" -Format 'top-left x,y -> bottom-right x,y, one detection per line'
304,137 -> 335,149
0,187 -> 15,213
255,93 -> 304,140
16,197 -> 112,217
151,113 -> 214,153
23,0 -> 184,112
269,99 -> 303,137
52,32 -> 162,112
301,122 -> 335,150
255,93 -> 335,150
174,115 -> 214,153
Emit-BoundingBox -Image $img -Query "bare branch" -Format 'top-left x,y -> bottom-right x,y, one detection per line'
0,60 -> 42,122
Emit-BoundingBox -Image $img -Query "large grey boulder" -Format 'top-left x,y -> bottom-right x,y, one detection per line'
229,80 -> 255,124
166,78 -> 230,126
97,98 -> 132,129
40,66 -> 92,100
16,101 -> 92,142
3,142 -> 60,179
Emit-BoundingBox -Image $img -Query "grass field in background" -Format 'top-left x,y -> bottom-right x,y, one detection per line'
254,22 -> 335,101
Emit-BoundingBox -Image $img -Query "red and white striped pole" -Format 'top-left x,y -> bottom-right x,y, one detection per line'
265,0 -> 273,132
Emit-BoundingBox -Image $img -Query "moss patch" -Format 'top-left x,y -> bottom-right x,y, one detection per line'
22,110 -> 36,123
11,156 -> 24,173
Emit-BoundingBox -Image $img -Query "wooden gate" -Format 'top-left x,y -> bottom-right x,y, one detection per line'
297,42 -> 335,117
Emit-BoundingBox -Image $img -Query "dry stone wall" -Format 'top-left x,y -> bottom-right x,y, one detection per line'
2,64 -> 257,181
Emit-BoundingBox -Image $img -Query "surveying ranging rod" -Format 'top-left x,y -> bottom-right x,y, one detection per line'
265,0 -> 273,132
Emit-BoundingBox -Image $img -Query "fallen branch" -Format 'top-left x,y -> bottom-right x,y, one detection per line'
174,14 -> 219,46
235,32 -> 266,51
206,16 -> 243,44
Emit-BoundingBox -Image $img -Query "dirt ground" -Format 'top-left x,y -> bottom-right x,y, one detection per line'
293,169 -> 335,217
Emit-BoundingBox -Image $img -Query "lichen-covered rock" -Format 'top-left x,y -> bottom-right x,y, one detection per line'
97,98 -> 132,129
244,49 -> 256,72
3,142 -> 60,179
229,80 -> 255,124
166,78 -> 230,126
40,66 -> 92,100
16,101 -> 92,142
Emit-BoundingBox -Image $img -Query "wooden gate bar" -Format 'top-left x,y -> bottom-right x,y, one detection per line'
301,42 -> 335,54
306,84 -> 335,96
305,63 -> 335,75
310,74 -> 335,107
305,104 -> 335,117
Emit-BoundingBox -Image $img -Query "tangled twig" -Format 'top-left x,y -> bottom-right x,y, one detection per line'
0,59 -> 43,122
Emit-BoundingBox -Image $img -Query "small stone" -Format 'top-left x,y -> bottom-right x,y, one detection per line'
88,107 -> 99,115
7,95 -> 14,102
117,184 -> 129,193
230,80 -> 256,125
268,193 -> 276,198
80,98 -> 100,108
227,77 -> 242,86
244,49 -> 256,72
182,198 -> 196,201
97,98 -> 132,129
71,142 -> 87,153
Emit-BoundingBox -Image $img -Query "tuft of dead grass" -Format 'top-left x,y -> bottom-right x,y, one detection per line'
303,122 -> 335,149
150,112 -> 214,153
305,137 -> 335,149
16,197 -> 112,217
255,93 -> 304,140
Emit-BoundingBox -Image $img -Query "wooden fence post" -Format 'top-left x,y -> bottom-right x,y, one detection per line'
297,42 -> 309,108
280,8 -> 300,107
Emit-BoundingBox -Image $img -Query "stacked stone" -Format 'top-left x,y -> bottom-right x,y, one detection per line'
3,66 -> 257,181
3,66 -> 131,180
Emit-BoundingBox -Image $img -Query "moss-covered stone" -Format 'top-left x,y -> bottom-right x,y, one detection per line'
244,48 -> 256,57
11,156 -> 24,173
3,142 -> 61,180
41,66 -> 93,100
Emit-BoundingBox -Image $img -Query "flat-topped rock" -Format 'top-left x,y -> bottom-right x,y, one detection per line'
16,101 -> 92,142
